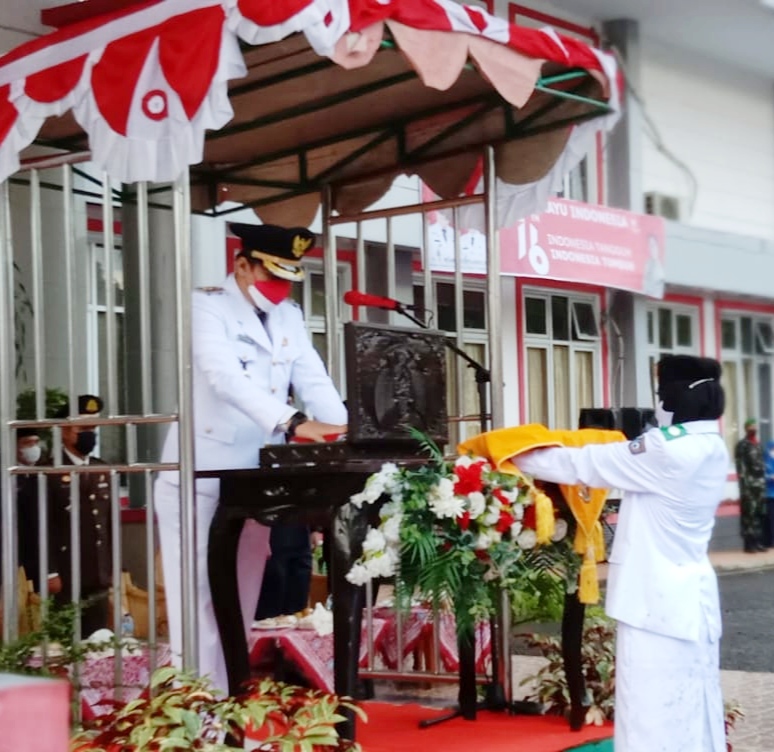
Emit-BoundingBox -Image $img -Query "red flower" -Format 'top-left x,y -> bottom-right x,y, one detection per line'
492,488 -> 510,506
475,550 -> 489,561
458,511 -> 471,531
523,504 -> 536,530
454,462 -> 485,495
496,510 -> 515,534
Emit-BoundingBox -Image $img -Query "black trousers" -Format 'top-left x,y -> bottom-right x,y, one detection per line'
255,524 -> 312,620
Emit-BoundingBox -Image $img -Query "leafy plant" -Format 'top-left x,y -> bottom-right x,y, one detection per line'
346,448 -> 574,639
71,668 -> 365,752
519,613 -> 616,724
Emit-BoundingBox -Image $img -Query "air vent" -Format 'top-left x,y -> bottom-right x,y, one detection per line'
644,192 -> 680,221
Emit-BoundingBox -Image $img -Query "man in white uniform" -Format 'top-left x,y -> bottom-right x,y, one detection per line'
155,223 -> 347,692
517,355 -> 727,751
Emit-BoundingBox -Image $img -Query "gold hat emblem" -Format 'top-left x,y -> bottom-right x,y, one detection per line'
292,235 -> 313,258
85,398 -> 99,413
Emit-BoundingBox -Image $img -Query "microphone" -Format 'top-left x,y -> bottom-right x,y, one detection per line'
343,290 -> 415,312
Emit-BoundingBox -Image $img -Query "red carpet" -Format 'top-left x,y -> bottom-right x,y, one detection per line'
357,702 -> 613,752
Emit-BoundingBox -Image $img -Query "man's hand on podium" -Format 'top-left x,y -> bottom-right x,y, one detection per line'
293,420 -> 347,443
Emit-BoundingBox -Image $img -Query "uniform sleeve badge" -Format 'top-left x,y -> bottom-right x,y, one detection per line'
628,437 -> 646,455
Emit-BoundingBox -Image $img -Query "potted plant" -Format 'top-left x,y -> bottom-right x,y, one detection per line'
70,667 -> 364,751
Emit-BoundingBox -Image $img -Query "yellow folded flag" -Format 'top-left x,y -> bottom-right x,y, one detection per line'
459,424 -> 625,603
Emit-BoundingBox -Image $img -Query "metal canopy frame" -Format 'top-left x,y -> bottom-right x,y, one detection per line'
33,34 -> 613,219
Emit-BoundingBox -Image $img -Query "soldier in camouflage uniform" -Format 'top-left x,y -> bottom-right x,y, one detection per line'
735,418 -> 767,553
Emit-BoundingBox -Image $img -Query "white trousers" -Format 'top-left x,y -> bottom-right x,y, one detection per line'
154,478 -> 270,694
615,620 -> 725,752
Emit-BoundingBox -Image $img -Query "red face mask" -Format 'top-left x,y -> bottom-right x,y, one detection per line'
254,278 -> 291,304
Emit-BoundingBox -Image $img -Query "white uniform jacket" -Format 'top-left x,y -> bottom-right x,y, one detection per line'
518,420 -> 728,642
160,274 -> 347,497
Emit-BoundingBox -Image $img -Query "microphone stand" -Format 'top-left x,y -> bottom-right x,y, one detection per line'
388,304 -> 511,725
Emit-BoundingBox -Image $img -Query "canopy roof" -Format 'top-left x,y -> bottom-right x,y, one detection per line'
0,0 -> 620,226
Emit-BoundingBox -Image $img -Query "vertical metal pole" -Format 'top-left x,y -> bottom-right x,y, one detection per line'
484,147 -> 504,428
62,166 -> 78,418
30,170 -> 51,629
110,469 -> 124,699
386,217 -> 396,327
453,207 -> 465,437
136,181 -> 158,664
173,170 -> 198,672
321,186 -> 341,388
355,222 -> 365,293
421,211 -> 434,326
102,174 -> 118,415
30,171 -> 45,425
499,588 -> 512,703
0,180 -> 17,642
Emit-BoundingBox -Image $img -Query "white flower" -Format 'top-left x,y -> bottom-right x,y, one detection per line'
517,529 -> 537,550
500,488 -> 519,504
455,455 -> 474,468
382,514 -> 402,545
467,491 -> 486,519
379,499 -> 401,520
482,505 -> 500,527
362,528 -> 387,554
509,521 -> 523,539
511,502 -> 524,521
345,562 -> 372,586
474,532 -> 493,550
350,491 -> 368,508
489,530 -> 503,544
378,462 -> 401,492
551,518 -> 568,542
428,477 -> 465,519
364,552 -> 396,579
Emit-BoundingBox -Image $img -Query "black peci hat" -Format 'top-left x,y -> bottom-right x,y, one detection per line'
52,394 -> 104,419
229,223 -> 315,282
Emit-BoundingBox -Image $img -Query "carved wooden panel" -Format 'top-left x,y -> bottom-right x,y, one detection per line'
344,322 -> 448,446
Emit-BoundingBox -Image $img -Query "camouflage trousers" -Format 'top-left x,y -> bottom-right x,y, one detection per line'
740,486 -> 766,543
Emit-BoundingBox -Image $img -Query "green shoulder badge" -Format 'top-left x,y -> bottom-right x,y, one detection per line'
660,424 -> 687,441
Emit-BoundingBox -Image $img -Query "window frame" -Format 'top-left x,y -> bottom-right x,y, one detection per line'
522,287 -> 603,429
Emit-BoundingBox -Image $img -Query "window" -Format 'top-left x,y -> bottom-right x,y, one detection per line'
645,303 -> 699,402
523,290 -> 602,430
721,313 -> 774,452
413,278 -> 488,445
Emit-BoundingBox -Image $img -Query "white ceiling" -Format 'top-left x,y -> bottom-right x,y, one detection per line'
2,0 -> 774,79
545,0 -> 774,78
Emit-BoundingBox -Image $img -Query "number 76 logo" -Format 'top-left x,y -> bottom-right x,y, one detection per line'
517,219 -> 549,275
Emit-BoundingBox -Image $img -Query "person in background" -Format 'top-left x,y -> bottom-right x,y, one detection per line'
17,427 -> 45,591
515,355 -> 728,752
763,440 -> 774,548
155,223 -> 347,693
735,418 -> 767,553
47,394 -> 111,635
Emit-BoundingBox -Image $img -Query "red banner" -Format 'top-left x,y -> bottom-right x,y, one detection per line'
501,198 -> 666,297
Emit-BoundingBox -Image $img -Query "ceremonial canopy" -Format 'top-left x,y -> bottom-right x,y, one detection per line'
0,0 -> 619,226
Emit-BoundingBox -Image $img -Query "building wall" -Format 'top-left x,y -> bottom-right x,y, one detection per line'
640,39 -> 774,241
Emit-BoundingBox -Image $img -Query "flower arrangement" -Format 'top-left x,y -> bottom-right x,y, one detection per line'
346,436 -> 574,638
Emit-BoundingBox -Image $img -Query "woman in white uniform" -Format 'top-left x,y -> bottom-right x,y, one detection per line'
517,355 -> 727,752
155,223 -> 347,693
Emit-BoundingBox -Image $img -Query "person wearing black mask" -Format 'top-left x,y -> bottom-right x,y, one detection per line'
47,394 -> 112,635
